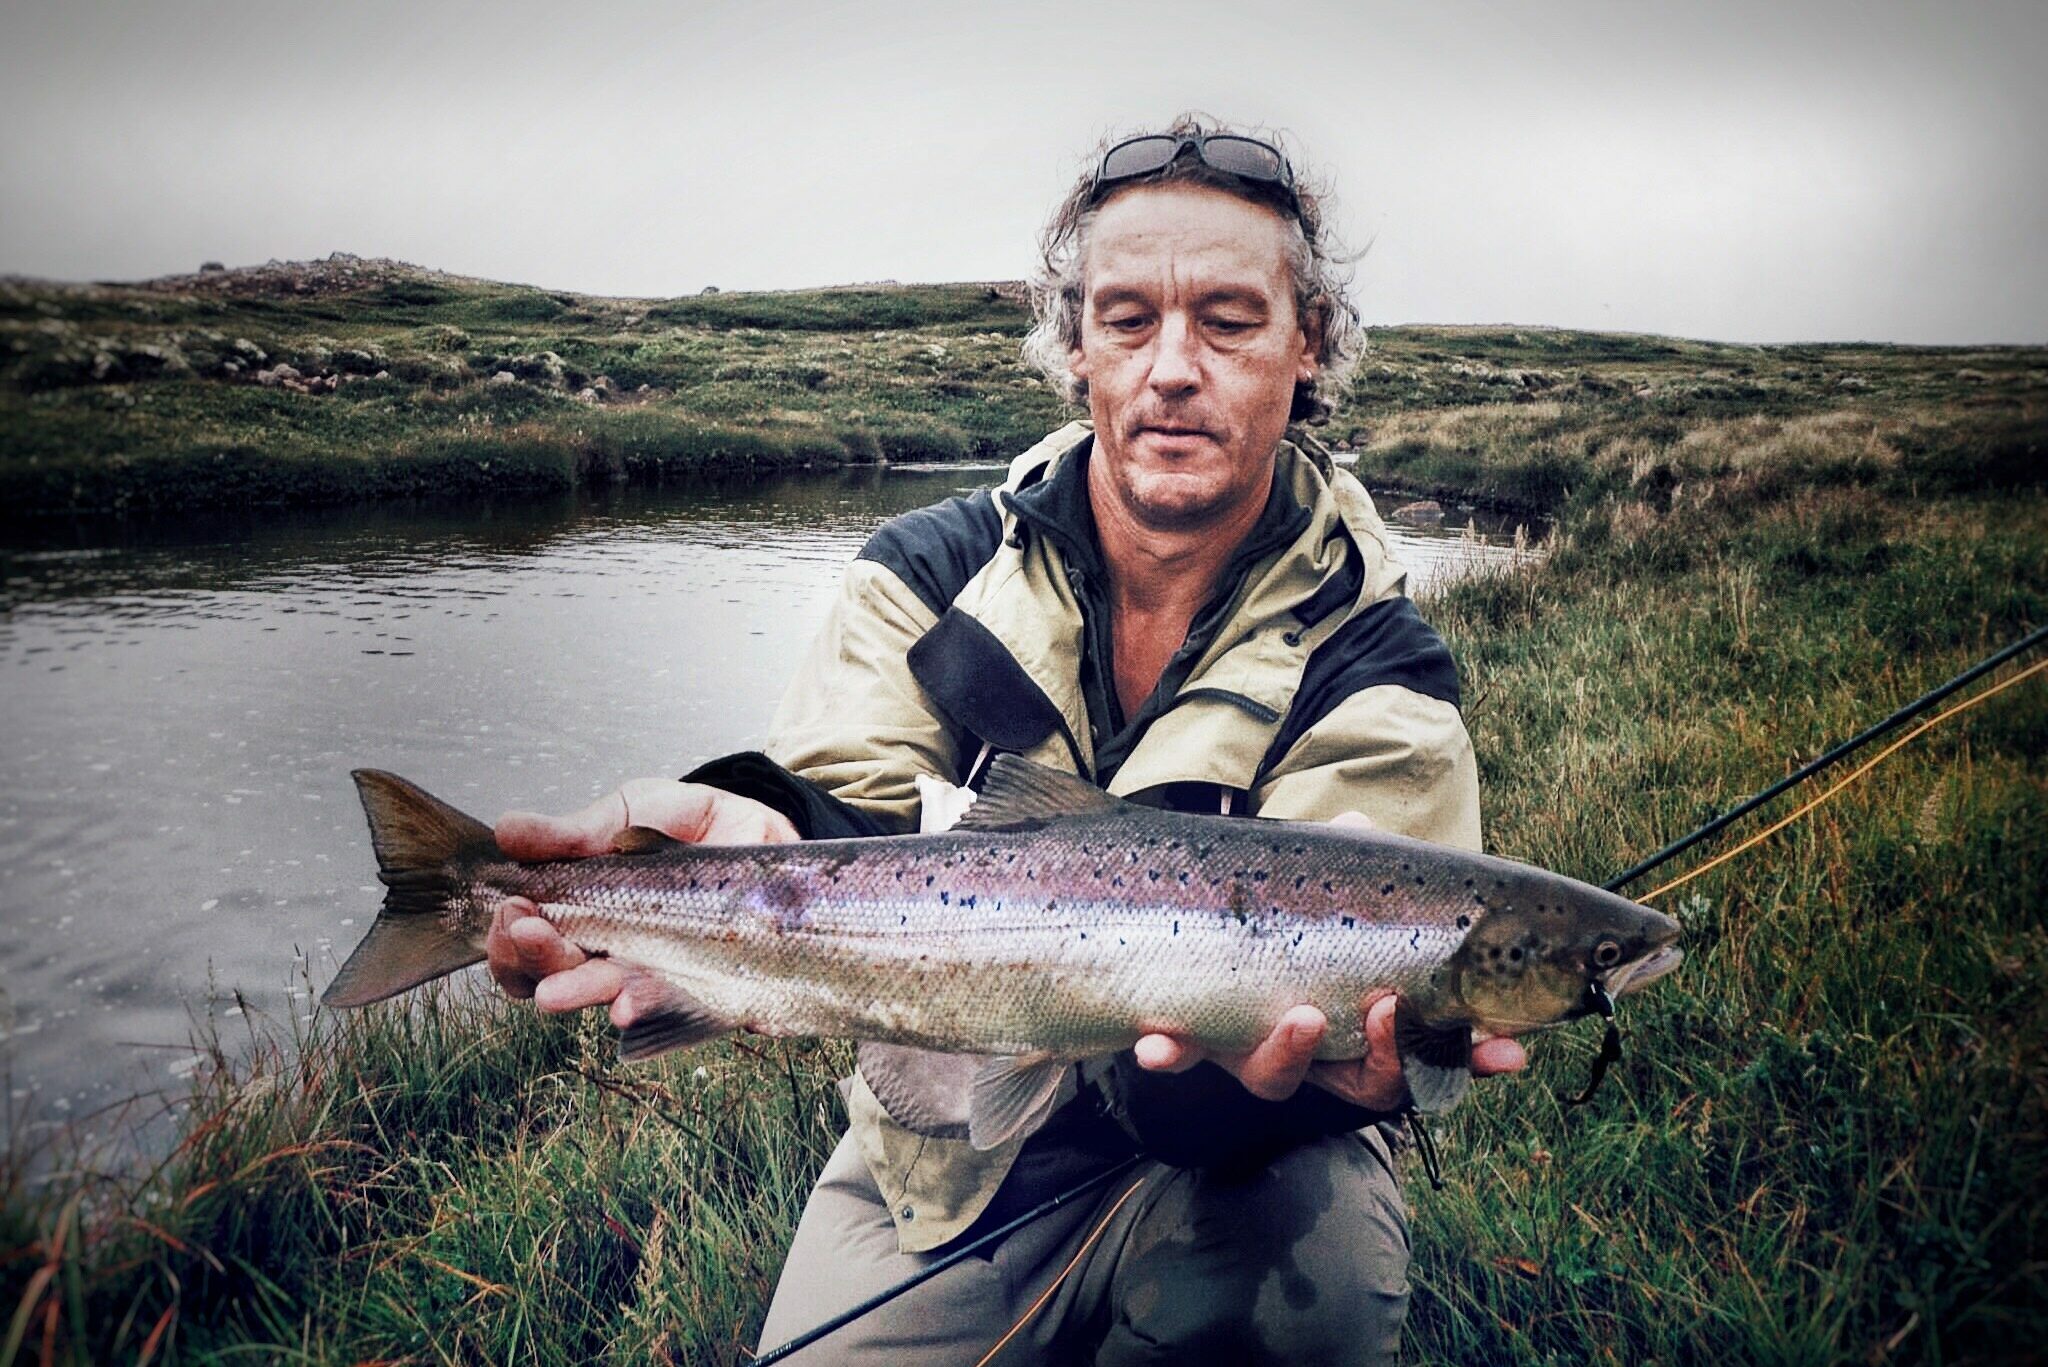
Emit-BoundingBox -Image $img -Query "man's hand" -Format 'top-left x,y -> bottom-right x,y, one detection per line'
1132,809 -> 1528,1109
484,778 -> 798,1029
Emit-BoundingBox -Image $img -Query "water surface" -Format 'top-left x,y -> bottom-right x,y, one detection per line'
0,465 -> 1530,1151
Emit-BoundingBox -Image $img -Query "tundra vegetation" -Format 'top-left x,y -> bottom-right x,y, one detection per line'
1,263 -> 2044,1364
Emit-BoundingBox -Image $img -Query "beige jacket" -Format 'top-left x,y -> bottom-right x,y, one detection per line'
766,422 -> 1481,1251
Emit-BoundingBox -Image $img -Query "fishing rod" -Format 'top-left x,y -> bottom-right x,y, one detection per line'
753,624 -> 2045,1362
1602,622 -> 2048,893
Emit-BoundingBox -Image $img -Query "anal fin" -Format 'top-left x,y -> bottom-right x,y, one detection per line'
614,969 -> 738,1062
968,1052 -> 1069,1150
1395,997 -> 1474,1114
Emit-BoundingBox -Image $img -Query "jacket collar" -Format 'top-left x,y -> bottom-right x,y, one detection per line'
922,421 -> 1408,795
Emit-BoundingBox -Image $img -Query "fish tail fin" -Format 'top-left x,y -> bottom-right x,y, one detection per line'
323,769 -> 497,1008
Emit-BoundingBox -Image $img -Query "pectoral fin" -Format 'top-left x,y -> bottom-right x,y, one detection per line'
1395,998 -> 1474,1114
614,969 -> 738,1061
968,1052 -> 1069,1150
859,1042 -> 976,1139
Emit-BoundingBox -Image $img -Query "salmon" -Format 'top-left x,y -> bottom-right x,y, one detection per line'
325,755 -> 1680,1147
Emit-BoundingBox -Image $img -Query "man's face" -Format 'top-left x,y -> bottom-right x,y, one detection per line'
1070,181 -> 1317,533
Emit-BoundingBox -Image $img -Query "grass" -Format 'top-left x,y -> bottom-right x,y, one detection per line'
1,281 -> 2044,1363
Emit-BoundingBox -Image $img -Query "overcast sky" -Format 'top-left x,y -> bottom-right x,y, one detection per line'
3,0 -> 2043,343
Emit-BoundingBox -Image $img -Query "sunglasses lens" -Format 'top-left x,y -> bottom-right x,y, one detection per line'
1199,136 -> 1287,183
1099,136 -> 1182,183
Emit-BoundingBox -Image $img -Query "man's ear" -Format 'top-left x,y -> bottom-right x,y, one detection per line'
1069,342 -> 1091,382
1296,305 -> 1323,385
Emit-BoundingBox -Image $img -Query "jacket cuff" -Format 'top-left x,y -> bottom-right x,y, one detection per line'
680,751 -> 897,840
1097,1053 -> 1395,1172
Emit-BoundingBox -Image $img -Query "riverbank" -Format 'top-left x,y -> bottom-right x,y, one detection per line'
1,260 -> 1069,517
7,260 -> 2041,520
2,288 -> 2044,1361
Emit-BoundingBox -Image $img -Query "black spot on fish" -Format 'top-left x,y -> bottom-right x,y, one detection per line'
900,914 -> 908,925
1111,875 -> 1124,889
1410,929 -> 1420,948
1381,882 -> 1395,895
1234,909 -> 1248,925
1293,931 -> 1304,946
939,890 -> 949,905
1172,920 -> 1180,935
1414,876 -> 1426,887
1294,875 -> 1307,889
1079,931 -> 1087,940
961,894 -> 977,909
1464,878 -> 1475,888
1252,870 -> 1269,884
1456,914 -> 1471,929
1323,880 -> 1336,894
1149,870 -> 1161,882
1341,916 -> 1356,929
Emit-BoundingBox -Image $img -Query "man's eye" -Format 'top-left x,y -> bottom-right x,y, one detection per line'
1209,317 -> 1258,333
1103,315 -> 1150,332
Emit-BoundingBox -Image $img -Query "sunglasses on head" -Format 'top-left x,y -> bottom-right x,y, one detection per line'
1090,132 -> 1299,215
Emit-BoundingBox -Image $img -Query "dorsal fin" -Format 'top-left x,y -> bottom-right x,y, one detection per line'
954,754 -> 1124,832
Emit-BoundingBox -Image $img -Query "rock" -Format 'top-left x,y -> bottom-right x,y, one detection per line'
1836,375 -> 1870,391
373,369 -> 389,380
231,337 -> 266,364
589,374 -> 618,395
199,261 -> 226,273
1393,499 -> 1445,524
256,364 -> 302,387
1955,368 -> 1989,384
490,370 -> 517,385
701,285 -> 721,294
335,346 -> 384,374
575,387 -> 603,403
499,350 -> 568,387
222,360 -> 243,376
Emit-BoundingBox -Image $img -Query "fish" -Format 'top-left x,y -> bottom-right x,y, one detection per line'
325,754 -> 1681,1149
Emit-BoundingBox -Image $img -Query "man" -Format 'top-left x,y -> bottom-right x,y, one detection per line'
487,118 -> 1525,1363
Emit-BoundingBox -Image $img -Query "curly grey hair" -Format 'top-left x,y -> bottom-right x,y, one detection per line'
1021,115 -> 1363,425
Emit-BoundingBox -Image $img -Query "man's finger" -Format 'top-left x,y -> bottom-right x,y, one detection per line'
1232,1005 -> 1326,1102
496,790 -> 629,862
532,958 -> 629,1014
1133,1033 -> 1199,1072
1327,810 -> 1376,832
617,778 -> 800,846
487,898 -> 586,996
1472,1036 -> 1527,1077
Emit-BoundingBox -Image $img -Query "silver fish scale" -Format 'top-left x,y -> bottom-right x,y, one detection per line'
474,812 -> 1540,1060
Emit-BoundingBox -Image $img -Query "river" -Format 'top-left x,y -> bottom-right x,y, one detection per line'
0,464 -> 1530,1157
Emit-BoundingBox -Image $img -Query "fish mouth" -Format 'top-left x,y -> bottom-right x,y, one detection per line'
1602,944 -> 1684,998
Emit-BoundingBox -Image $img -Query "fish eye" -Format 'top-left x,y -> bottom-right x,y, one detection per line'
1592,939 -> 1623,969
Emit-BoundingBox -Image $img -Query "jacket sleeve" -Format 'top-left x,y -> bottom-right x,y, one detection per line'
763,557 -> 961,833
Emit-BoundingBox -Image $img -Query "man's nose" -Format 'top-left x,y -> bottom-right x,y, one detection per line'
1147,314 -> 1202,395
